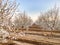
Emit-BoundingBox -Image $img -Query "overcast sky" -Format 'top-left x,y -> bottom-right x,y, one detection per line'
16,0 -> 60,21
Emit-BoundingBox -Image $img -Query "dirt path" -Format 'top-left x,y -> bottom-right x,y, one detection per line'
15,34 -> 60,45
13,41 -> 35,45
2,31 -> 60,45
0,39 -> 35,45
1,34 -> 60,45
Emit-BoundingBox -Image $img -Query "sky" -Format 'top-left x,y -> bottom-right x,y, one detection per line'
16,0 -> 60,21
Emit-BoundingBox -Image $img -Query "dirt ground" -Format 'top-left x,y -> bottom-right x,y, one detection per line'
0,31 -> 60,45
